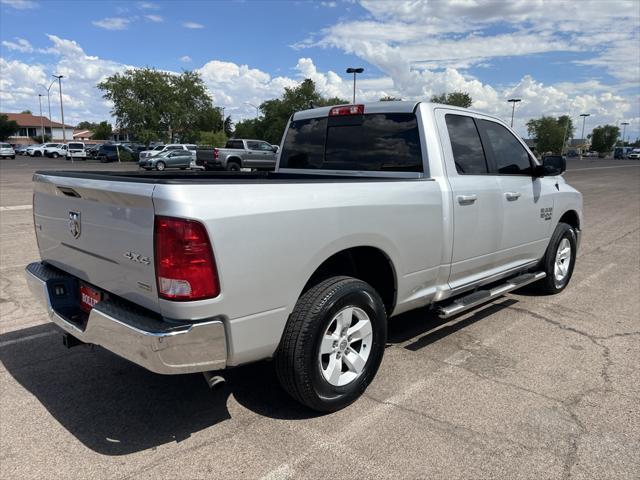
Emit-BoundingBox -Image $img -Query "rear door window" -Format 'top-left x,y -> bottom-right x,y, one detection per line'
246,141 -> 260,150
445,114 -> 488,175
280,113 -> 422,172
477,120 -> 533,175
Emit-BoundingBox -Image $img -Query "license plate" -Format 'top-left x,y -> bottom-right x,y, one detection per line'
79,284 -> 101,313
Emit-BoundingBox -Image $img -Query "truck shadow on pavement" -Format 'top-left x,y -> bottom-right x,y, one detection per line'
1,299 -> 516,456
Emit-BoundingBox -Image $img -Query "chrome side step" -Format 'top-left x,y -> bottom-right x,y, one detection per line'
438,271 -> 546,319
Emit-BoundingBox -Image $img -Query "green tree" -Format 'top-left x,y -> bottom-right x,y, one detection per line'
526,116 -> 574,154
20,110 -> 32,114
591,125 -> 620,155
198,130 -> 228,147
0,114 -> 19,140
76,121 -> 98,130
223,116 -> 234,137
380,96 -> 402,101
233,79 -> 347,144
92,121 -> 113,140
430,91 -> 473,108
98,67 -> 216,143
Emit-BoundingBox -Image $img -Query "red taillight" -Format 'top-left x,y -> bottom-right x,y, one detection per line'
329,104 -> 364,116
213,148 -> 219,160
154,216 -> 220,301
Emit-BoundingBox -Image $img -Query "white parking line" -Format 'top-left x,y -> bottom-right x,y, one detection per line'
569,165 -> 640,172
0,330 -> 57,348
0,204 -> 32,211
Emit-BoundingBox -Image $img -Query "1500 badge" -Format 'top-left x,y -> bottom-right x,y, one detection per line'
540,207 -> 553,221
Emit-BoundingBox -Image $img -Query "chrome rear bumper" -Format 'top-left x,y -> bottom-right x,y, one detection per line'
25,262 -> 227,374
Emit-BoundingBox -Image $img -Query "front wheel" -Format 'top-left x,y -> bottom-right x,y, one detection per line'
536,222 -> 577,294
275,276 -> 387,412
52,152 -> 59,158
156,161 -> 166,171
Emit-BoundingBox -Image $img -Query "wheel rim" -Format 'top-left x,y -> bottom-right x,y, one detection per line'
318,306 -> 373,387
157,162 -> 165,170
554,237 -> 572,284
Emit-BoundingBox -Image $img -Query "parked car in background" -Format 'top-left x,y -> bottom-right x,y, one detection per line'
628,149 -> 640,160
96,144 -> 120,163
85,145 -> 100,158
27,143 -> 60,157
138,149 -> 193,170
15,145 -> 31,155
196,139 -> 278,171
65,142 -> 87,160
44,144 -> 67,158
0,142 -> 16,159
139,144 -> 196,161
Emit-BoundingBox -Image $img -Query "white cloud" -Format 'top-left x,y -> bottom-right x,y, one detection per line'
1,33 -> 638,140
320,1 -> 337,7
0,0 -> 37,9
92,17 -> 130,31
144,14 -> 163,23
182,21 -> 204,29
138,1 -> 158,9
179,55 -> 192,63
1,37 -> 33,53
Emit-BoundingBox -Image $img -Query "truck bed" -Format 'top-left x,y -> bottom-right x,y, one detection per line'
35,170 -> 423,184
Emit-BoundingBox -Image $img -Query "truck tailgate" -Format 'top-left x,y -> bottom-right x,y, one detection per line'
33,173 -> 159,312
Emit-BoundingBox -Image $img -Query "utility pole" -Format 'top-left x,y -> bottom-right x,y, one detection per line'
346,67 -> 364,104
508,98 -> 521,128
579,113 -> 590,156
561,117 -> 570,155
244,102 -> 259,117
221,106 -> 226,132
38,94 -> 45,143
621,122 -> 629,148
43,80 -> 55,126
52,74 -> 66,146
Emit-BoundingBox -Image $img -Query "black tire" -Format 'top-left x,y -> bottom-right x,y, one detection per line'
52,152 -> 59,158
156,161 -> 166,171
275,276 -> 387,412
34,151 -> 41,157
536,222 -> 577,294
226,161 -> 241,172
10,156 -> 15,159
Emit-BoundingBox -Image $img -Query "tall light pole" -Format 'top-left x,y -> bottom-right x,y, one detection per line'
580,113 -> 590,151
508,98 -> 521,128
244,102 -> 259,117
220,106 -> 226,132
43,80 -> 55,125
52,74 -> 66,144
38,94 -> 45,143
346,67 -> 364,104
621,122 -> 629,147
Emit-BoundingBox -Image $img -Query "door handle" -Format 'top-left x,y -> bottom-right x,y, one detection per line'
457,194 -> 477,205
505,192 -> 521,201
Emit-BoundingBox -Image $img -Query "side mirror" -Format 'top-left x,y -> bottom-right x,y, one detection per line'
272,146 -> 279,153
538,156 -> 566,177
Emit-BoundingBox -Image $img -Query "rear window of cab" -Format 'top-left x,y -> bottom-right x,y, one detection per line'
279,112 -> 423,172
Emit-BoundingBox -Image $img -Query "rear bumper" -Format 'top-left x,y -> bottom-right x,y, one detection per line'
25,262 -> 227,374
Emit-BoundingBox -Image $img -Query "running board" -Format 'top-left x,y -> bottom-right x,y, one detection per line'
438,271 -> 546,319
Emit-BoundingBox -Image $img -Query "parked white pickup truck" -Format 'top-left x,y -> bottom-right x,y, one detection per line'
25,102 -> 582,411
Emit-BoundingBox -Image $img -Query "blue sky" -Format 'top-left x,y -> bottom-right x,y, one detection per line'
1,0 -> 639,140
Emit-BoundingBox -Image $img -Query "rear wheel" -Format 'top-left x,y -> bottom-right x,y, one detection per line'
275,276 -> 387,412
226,161 -> 241,172
536,222 -> 577,294
156,161 -> 166,171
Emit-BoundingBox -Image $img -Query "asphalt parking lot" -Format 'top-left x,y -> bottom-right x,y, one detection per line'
1,156 -> 639,479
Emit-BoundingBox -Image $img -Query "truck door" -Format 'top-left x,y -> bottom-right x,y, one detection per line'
436,110 -> 504,290
476,119 -> 555,267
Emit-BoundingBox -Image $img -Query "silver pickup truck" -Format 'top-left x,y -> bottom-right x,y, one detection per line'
25,101 -> 582,412
196,139 -> 278,171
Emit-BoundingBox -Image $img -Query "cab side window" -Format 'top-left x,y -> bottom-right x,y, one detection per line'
445,114 -> 488,175
478,120 -> 532,175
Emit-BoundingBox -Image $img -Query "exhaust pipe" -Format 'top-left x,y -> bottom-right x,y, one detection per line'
62,333 -> 85,349
202,371 -> 226,390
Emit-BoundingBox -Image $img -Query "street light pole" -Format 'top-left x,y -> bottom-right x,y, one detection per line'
621,122 -> 629,148
346,67 -> 364,104
579,113 -> 590,149
43,80 -> 55,125
508,98 -> 521,128
38,94 -> 45,143
244,102 -> 259,117
52,75 -> 66,145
